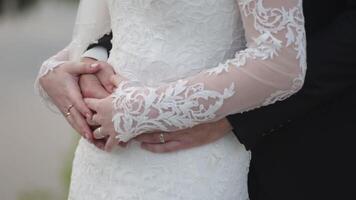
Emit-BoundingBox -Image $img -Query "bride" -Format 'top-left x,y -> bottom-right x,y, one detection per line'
36,0 -> 306,199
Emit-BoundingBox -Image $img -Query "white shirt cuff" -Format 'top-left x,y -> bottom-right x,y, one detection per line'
81,46 -> 108,61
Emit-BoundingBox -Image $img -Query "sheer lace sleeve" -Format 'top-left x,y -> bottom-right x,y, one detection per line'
112,0 -> 306,142
34,0 -> 111,111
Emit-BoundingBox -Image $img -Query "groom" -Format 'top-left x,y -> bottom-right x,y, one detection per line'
69,0 -> 355,199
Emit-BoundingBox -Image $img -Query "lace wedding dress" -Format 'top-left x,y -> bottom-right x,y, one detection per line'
36,0 -> 306,199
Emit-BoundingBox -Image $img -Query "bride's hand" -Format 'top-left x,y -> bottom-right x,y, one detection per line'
84,96 -> 118,151
79,59 -> 116,150
39,62 -> 101,141
84,96 -> 120,152
84,74 -> 128,152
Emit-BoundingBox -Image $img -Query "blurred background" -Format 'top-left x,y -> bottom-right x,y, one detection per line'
0,0 -> 81,199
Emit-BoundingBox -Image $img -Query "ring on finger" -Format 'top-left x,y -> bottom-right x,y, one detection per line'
66,104 -> 74,113
64,104 -> 74,117
65,111 -> 71,117
94,127 -> 106,139
159,133 -> 165,144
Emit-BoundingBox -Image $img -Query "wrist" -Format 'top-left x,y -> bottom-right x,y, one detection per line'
81,57 -> 97,64
82,46 -> 109,61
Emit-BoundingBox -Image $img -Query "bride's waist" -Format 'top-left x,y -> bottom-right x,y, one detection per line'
107,48 -> 215,85
78,132 -> 247,160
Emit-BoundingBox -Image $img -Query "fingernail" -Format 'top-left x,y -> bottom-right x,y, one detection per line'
86,113 -> 91,119
90,63 -> 99,68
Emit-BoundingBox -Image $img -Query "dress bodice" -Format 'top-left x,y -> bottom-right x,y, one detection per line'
35,1 -> 306,199
107,0 -> 245,86
35,0 -> 306,143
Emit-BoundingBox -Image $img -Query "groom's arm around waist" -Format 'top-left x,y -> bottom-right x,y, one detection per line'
227,10 -> 356,150
85,12 -> 356,150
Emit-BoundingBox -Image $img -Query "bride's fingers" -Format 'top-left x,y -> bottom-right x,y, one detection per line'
87,116 -> 100,127
84,98 -> 99,112
93,139 -> 106,150
62,62 -> 101,76
64,112 -> 92,143
79,74 -> 110,99
96,62 -> 116,93
109,75 -> 125,87
56,98 -> 89,139
64,114 -> 81,137
91,114 -> 101,125
57,98 -> 84,134
68,89 -> 92,119
109,75 -> 119,87
69,107 -> 93,142
105,135 -> 117,152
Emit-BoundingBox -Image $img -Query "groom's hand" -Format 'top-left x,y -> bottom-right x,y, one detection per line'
79,58 -> 116,150
80,58 -> 116,99
135,118 -> 233,153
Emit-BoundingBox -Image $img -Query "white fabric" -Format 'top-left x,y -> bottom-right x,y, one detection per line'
34,0 -> 111,112
111,0 -> 306,142
82,46 -> 109,61
35,0 -> 306,199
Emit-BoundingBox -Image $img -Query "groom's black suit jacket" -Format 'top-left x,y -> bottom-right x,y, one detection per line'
88,1 -> 356,199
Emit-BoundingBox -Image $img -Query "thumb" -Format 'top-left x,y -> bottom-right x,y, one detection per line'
110,74 -> 126,87
84,98 -> 99,112
64,62 -> 101,75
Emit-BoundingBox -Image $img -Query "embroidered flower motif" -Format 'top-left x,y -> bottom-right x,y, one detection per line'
109,0 -> 306,142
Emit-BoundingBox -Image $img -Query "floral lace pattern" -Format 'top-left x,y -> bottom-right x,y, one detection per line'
35,0 -> 306,199
34,0 -> 112,112
113,80 -> 235,142
34,48 -> 69,112
111,0 -> 307,142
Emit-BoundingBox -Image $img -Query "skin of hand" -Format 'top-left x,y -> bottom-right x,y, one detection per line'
135,118 -> 233,153
84,74 -> 129,152
79,58 -> 116,150
39,61 -> 101,142
85,75 -> 233,153
85,96 -> 118,152
80,58 -> 117,96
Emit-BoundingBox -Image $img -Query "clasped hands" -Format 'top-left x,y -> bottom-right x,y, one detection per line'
40,57 -> 232,153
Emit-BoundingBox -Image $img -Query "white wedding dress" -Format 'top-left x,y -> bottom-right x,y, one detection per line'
36,0 -> 306,199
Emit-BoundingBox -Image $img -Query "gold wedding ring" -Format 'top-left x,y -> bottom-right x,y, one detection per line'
64,104 -> 74,117
159,133 -> 165,144
65,112 -> 71,117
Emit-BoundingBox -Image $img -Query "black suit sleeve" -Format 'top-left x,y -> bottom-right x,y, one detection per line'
87,32 -> 113,57
227,11 -> 356,150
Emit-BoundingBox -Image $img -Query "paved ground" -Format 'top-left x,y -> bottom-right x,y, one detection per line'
0,2 -> 79,199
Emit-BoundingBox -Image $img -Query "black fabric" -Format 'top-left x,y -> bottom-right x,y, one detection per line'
227,8 -> 356,151
228,1 -> 356,199
90,1 -> 356,199
87,32 -> 113,57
